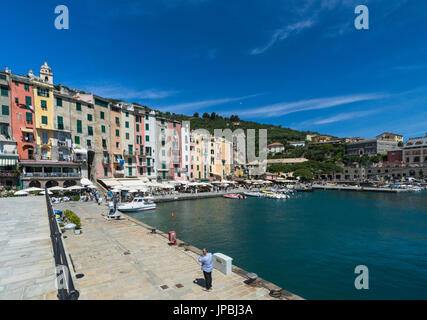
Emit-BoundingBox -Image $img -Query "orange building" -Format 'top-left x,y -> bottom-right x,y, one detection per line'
10,74 -> 36,160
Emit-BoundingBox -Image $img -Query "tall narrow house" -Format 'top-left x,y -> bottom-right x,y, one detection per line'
32,62 -> 55,160
0,69 -> 18,186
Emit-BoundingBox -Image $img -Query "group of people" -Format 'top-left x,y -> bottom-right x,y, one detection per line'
80,190 -> 102,204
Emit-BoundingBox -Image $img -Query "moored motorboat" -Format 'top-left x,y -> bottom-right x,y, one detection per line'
118,196 -> 156,212
223,193 -> 247,199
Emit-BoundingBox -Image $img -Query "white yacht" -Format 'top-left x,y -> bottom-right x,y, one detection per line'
117,197 -> 156,212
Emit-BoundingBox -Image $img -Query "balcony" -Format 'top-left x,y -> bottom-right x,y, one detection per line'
58,155 -> 72,162
58,140 -> 71,148
73,156 -> 87,163
0,170 -> 18,177
22,172 -> 80,178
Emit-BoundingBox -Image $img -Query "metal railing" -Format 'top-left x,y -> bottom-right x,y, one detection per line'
45,189 -> 79,300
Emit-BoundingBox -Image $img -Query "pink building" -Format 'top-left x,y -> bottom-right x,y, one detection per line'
10,74 -> 36,160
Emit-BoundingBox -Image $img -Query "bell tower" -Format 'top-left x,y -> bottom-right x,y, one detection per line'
39,61 -> 53,84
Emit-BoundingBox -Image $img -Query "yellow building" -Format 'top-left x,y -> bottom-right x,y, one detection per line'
210,136 -> 232,180
31,62 -> 55,160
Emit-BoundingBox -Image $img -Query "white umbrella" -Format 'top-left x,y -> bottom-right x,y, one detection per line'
67,185 -> 84,190
14,190 -> 29,196
40,190 -> 53,195
128,189 -> 139,193
80,178 -> 92,186
23,187 -> 44,192
162,184 -> 175,189
86,184 -> 97,189
48,186 -> 65,191
111,188 -> 120,193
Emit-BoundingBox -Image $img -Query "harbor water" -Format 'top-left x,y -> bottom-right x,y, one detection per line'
127,190 -> 427,299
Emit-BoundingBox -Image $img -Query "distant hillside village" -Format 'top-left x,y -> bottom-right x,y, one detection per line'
264,132 -> 426,182
0,62 -> 426,190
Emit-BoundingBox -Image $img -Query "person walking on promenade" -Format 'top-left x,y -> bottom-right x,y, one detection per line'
198,248 -> 213,291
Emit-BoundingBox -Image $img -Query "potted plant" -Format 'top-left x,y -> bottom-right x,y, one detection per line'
63,209 -> 82,235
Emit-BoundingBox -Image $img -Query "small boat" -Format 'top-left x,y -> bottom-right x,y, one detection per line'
243,192 -> 263,197
223,193 -> 247,199
295,186 -> 314,192
117,196 -> 156,212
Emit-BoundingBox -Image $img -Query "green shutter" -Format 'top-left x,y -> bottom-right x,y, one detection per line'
1,87 -> 8,97
100,111 -> 104,119
41,116 -> 48,124
116,129 -> 119,137
101,125 -> 106,133
56,98 -> 62,106
88,126 -> 93,136
87,114 -> 92,121
125,121 -> 129,128
25,96 -> 32,106
145,123 -> 149,130
24,84 -> 29,91
145,135 -> 149,142
2,105 -> 9,115
57,116 -> 64,130
136,124 -> 139,132
77,120 -> 82,133
126,133 -> 129,140
75,136 -> 80,145
76,103 -> 81,111
26,112 -> 32,123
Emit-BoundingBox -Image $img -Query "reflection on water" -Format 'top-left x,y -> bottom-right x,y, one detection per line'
127,191 -> 427,299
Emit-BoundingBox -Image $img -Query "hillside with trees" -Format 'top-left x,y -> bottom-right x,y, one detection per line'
158,111 -> 317,144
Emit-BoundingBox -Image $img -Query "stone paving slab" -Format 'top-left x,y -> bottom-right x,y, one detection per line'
55,201 -> 299,300
0,197 -> 57,300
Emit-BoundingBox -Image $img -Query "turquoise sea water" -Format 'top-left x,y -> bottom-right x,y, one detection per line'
127,190 -> 427,299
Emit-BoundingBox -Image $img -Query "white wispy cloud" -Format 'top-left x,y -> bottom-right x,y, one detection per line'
227,93 -> 387,118
250,19 -> 315,55
158,94 -> 260,112
313,109 -> 381,125
81,85 -> 178,100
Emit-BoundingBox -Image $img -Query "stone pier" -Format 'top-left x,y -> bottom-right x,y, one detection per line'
55,201 -> 302,300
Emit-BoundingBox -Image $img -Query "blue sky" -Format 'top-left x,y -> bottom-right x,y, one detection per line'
2,0 -> 427,139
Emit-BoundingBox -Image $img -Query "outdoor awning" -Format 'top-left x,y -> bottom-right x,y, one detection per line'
100,179 -> 121,187
80,178 -> 92,186
20,127 -> 33,133
73,149 -> 88,155
0,157 -> 18,166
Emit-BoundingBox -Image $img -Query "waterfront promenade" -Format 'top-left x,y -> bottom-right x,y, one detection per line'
55,201 -> 302,300
0,197 -> 57,300
312,184 -> 410,193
